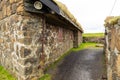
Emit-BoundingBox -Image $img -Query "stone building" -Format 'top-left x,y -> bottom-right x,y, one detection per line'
105,16 -> 120,80
0,0 -> 83,80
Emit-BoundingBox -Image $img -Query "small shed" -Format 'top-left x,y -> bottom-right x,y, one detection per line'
0,0 -> 83,80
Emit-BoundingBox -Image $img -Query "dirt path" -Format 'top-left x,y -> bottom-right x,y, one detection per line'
52,48 -> 106,80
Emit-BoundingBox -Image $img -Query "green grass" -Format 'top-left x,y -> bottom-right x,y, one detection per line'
0,66 -> 16,80
40,42 -> 103,80
44,48 -> 73,73
83,33 -> 104,38
72,42 -> 102,51
39,74 -> 51,80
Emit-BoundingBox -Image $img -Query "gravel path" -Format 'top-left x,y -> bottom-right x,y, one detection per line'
52,48 -> 106,80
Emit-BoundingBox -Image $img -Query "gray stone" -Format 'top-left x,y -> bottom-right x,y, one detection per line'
24,65 -> 32,75
114,24 -> 120,28
11,3 -> 17,14
118,19 -> 120,26
20,47 -> 31,58
105,17 -> 120,79
24,57 -> 38,65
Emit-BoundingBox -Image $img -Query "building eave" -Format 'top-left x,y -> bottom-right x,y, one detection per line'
24,0 -> 83,32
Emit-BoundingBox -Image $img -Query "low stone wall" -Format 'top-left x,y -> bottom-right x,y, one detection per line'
83,37 -> 104,44
105,16 -> 120,80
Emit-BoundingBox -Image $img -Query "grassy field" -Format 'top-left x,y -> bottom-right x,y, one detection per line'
39,42 -> 103,80
83,33 -> 104,38
0,66 -> 16,80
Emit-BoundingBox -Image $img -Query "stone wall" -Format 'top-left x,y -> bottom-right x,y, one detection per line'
105,17 -> 120,80
44,23 -> 74,66
83,37 -> 104,44
0,0 -> 82,80
78,31 -> 82,45
0,0 -> 44,79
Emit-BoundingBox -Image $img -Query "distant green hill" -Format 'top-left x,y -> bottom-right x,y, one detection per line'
83,33 -> 104,38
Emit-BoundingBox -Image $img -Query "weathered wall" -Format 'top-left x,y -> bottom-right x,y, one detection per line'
105,17 -> 120,80
78,31 -> 82,45
0,0 -> 44,79
0,0 -> 82,80
44,23 -> 74,66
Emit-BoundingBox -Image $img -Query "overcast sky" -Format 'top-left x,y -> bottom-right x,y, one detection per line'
58,0 -> 120,33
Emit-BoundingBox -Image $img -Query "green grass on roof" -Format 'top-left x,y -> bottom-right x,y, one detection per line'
107,16 -> 120,25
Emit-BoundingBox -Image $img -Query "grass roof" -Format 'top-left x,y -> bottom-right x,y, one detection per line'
53,0 -> 83,32
105,16 -> 120,25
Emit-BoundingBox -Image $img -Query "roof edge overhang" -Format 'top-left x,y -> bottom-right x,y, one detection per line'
59,10 -> 83,32
24,0 -> 83,32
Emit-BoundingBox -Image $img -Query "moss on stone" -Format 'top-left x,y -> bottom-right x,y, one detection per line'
53,0 -> 83,32
105,16 -> 120,25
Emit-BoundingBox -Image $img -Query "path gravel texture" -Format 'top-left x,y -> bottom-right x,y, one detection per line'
52,48 -> 106,80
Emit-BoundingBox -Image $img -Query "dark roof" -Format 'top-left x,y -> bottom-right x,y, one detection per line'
24,0 -> 83,32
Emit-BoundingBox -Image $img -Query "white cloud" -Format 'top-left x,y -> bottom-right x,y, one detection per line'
58,0 -> 120,33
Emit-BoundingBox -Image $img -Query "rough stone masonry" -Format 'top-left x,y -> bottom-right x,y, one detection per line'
105,16 -> 120,80
0,0 -> 82,80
